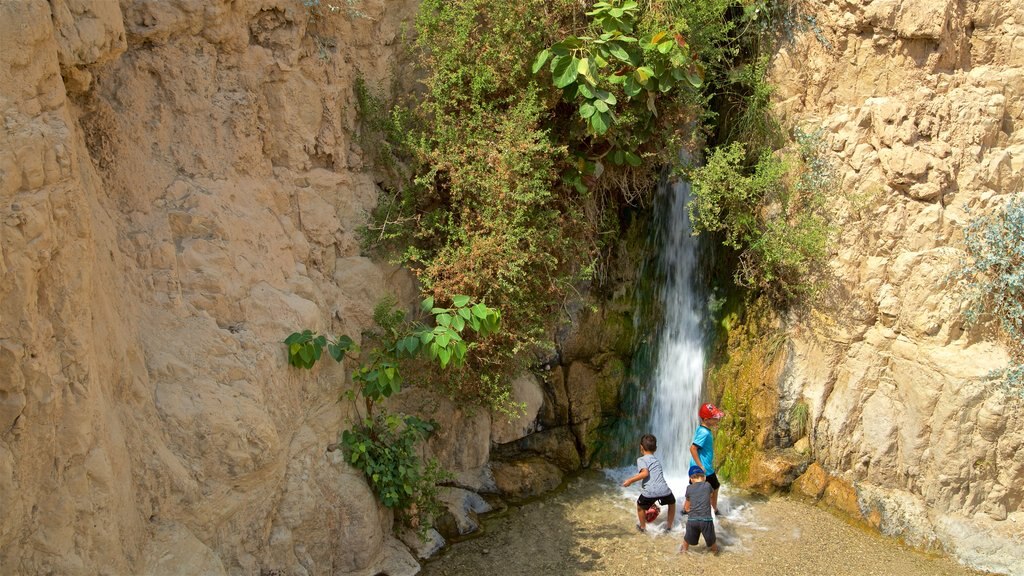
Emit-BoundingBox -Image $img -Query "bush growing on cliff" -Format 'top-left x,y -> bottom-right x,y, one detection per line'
687,127 -> 834,303
956,195 -> 1024,394
285,296 -> 502,530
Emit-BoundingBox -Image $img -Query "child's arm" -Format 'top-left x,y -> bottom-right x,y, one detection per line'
689,444 -> 705,472
684,493 -> 691,513
622,468 -> 649,487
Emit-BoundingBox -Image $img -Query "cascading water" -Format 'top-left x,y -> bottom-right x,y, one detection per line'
647,177 -> 706,481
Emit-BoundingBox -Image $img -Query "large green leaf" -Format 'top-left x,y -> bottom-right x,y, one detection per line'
590,111 -> 610,134
623,75 -> 641,97
452,294 -> 471,307
551,55 -> 580,88
607,41 -> 631,63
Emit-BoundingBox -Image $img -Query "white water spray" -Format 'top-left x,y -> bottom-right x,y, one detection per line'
648,178 -> 705,482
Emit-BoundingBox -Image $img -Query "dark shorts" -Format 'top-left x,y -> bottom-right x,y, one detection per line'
637,492 -> 676,508
690,473 -> 721,491
684,520 -> 716,547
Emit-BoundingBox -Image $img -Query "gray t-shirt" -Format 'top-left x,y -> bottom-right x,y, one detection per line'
636,454 -> 671,498
685,481 -> 714,521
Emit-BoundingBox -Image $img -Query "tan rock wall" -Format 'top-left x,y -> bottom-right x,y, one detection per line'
1,1 -> 422,574
772,0 -> 1024,571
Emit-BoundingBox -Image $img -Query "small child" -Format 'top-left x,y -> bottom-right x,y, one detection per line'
689,403 -> 725,514
682,465 -> 719,555
622,434 -> 676,533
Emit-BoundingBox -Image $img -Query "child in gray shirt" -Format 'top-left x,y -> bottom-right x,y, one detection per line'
682,465 -> 719,554
622,434 -> 676,533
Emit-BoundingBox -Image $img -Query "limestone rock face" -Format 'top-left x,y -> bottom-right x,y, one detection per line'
0,1 -> 425,574
770,0 -> 1024,572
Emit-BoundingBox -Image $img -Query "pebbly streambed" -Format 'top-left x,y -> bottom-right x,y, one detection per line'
420,471 -> 990,576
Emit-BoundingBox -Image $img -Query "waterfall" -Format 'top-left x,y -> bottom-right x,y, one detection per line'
647,177 -> 706,480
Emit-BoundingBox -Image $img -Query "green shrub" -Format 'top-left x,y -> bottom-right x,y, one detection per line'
285,296 -> 501,531
956,195 -> 1024,394
688,128 -> 834,303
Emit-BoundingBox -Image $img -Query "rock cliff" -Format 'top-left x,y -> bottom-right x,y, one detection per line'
769,0 -> 1023,572
1,1 -> 427,574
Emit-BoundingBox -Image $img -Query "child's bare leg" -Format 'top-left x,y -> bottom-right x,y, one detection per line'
665,503 -> 676,530
680,541 -> 689,554
711,488 -> 719,515
710,542 -> 720,556
636,507 -> 646,532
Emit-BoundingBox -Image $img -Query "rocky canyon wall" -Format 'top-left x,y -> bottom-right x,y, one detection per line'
769,0 -> 1023,572
0,1 -> 447,574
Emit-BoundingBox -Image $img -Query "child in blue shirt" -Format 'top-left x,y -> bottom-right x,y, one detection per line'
689,403 -> 724,515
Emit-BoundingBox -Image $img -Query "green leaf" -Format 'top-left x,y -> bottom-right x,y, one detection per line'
336,335 -> 355,352
452,294 -> 471,307
590,111 -> 610,134
437,347 -> 451,368
421,296 -> 434,312
436,332 -> 450,348
577,57 -> 590,76
551,55 -> 579,89
658,40 -> 674,54
532,49 -> 551,74
284,332 -> 303,345
437,314 -> 452,328
594,100 -> 609,113
607,41 -> 631,63
624,75 -> 641,97
458,308 -> 471,320
580,102 -> 596,119
471,303 -> 488,319
635,66 -> 654,84
625,151 -> 642,166
451,314 -> 465,332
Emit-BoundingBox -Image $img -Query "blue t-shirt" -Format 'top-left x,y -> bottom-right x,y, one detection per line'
688,425 -> 715,475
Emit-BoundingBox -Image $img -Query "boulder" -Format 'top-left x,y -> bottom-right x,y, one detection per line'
490,458 -> 564,502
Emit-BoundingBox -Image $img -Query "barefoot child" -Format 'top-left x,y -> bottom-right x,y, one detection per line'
682,465 -> 719,555
622,434 -> 676,533
689,403 -> 725,514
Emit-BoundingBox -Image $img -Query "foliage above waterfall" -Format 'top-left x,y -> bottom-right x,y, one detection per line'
956,195 -> 1024,394
356,0 -> 779,386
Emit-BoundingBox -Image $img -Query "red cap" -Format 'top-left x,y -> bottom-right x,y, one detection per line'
699,403 -> 724,420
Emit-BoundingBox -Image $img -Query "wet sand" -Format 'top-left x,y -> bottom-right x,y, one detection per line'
421,471 -> 991,576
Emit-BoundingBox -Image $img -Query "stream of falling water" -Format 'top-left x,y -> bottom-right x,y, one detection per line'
646,177 -> 705,482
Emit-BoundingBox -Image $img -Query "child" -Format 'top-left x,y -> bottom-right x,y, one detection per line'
682,465 -> 719,555
689,403 -> 725,514
622,434 -> 676,533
